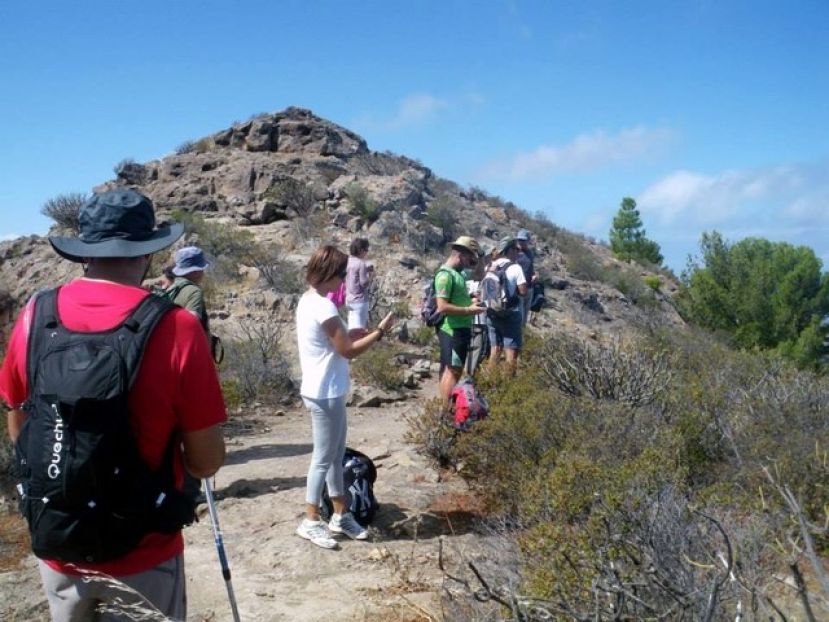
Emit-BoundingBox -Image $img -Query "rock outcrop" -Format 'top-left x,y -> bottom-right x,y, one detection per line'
0,107 -> 684,347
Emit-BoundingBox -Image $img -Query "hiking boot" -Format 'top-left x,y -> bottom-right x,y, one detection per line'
329,512 -> 369,540
296,519 -> 337,549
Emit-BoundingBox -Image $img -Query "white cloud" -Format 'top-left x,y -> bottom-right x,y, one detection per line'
354,91 -> 485,132
638,162 -> 827,227
1,233 -> 22,242
478,126 -> 676,181
582,210 -> 611,237
390,93 -> 448,128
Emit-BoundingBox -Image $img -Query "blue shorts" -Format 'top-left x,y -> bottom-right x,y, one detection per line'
486,309 -> 523,350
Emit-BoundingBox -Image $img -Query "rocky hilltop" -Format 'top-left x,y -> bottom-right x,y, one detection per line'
1,107 -> 682,341
108,107 -> 430,226
1,107 -> 683,346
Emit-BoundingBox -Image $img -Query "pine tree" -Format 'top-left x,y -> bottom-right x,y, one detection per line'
609,197 -> 663,265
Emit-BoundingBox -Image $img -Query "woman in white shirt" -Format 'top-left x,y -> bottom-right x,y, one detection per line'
295,245 -> 395,549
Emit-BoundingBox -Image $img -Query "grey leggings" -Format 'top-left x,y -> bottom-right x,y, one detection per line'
303,395 -> 348,505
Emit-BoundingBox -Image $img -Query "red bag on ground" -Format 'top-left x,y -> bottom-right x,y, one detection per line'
450,379 -> 489,431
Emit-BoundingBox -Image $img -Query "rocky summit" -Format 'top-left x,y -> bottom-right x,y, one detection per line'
1,106 -> 682,343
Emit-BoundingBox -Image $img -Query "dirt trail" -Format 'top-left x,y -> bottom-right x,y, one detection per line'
0,385 -> 487,622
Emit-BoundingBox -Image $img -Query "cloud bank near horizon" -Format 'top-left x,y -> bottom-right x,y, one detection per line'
632,159 -> 829,267
637,160 -> 829,228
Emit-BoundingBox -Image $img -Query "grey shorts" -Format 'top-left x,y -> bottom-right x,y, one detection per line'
487,309 -> 523,350
38,554 -> 186,622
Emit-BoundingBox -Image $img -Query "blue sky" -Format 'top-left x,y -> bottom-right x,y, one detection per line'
1,1 -> 827,272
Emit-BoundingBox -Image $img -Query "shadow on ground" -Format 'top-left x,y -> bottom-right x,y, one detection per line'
372,502 -> 481,541
214,476 -> 307,500
225,443 -> 312,466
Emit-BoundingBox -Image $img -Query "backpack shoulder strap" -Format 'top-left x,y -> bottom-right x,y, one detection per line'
164,280 -> 196,301
434,267 -> 455,298
117,294 -> 175,389
25,288 -> 60,392
165,280 -> 208,330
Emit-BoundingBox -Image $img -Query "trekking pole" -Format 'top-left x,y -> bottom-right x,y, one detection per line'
203,477 -> 242,622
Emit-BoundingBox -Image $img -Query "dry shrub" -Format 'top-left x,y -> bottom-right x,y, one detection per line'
248,244 -> 304,294
404,398 -> 458,469
409,325 -> 829,618
221,318 -> 295,405
41,192 -> 88,234
175,137 -> 214,154
538,332 -> 672,407
263,177 -> 316,217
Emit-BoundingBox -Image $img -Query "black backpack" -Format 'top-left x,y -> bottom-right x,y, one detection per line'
420,268 -> 454,327
530,281 -> 547,312
320,448 -> 378,527
14,288 -> 197,563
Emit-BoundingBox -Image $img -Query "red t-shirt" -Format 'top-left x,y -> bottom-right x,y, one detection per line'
0,278 -> 227,576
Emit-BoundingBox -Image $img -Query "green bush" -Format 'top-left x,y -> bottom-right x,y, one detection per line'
351,343 -> 405,391
409,324 -> 436,347
220,377 -> 243,412
643,274 -> 661,290
680,231 -> 829,369
344,182 -> 381,223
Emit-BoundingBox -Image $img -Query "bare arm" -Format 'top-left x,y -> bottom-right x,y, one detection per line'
324,311 -> 396,360
436,297 -> 481,317
7,408 -> 25,443
182,425 -> 225,478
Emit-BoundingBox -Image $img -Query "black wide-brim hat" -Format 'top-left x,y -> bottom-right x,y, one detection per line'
49,189 -> 184,263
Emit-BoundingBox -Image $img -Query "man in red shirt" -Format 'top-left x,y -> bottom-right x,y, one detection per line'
0,189 -> 226,621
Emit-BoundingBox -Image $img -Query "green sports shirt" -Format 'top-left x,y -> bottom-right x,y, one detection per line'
434,265 -> 472,335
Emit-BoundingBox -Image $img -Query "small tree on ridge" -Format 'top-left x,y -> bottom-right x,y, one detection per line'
609,197 -> 663,266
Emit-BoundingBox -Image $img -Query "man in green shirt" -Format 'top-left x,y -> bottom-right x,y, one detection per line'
434,236 -> 483,402
168,246 -> 210,335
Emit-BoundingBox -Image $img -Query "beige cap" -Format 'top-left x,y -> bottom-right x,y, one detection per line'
450,235 -> 481,256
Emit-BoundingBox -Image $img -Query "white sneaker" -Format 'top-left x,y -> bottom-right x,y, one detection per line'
296,519 -> 337,549
329,512 -> 369,540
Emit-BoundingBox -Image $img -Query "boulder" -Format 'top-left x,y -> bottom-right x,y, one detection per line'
245,118 -> 276,152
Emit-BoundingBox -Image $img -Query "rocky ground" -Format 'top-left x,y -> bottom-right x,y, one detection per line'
0,378 -> 504,622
